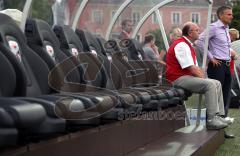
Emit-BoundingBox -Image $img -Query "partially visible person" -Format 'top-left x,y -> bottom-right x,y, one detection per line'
142,34 -> 166,65
166,22 -> 231,130
229,28 -> 239,41
229,28 -> 240,108
195,6 -> 234,138
50,0 -> 70,26
119,19 -> 133,40
229,28 -> 239,75
169,27 -> 182,44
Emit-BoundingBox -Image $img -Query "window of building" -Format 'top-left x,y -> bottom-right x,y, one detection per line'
92,10 -> 103,24
171,12 -> 181,25
191,12 -> 200,24
132,11 -> 141,25
211,13 -> 218,22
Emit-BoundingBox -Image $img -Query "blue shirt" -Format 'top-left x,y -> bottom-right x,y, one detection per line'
195,20 -> 231,61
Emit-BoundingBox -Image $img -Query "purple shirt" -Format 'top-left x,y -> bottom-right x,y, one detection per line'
195,20 -> 231,61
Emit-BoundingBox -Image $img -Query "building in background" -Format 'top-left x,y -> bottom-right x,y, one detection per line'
66,0 -> 230,41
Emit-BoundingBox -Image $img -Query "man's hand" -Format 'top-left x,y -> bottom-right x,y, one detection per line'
231,50 -> 238,60
188,65 -> 205,78
152,45 -> 159,53
211,58 -> 222,67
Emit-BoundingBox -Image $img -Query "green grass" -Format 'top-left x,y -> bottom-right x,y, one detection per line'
185,94 -> 240,156
215,109 -> 240,156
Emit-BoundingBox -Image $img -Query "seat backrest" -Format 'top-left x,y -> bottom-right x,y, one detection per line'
75,29 -> 133,89
121,39 -> 146,61
0,50 -> 16,97
119,39 -> 160,86
25,19 -> 83,89
53,25 -> 84,57
0,14 -> 50,96
60,28 -> 110,88
76,29 -> 106,56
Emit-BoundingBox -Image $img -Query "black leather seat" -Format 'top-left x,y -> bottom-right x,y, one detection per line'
97,38 -> 188,108
0,14 -> 95,135
74,29 -> 176,111
118,38 -> 190,101
24,19 -> 136,121
52,25 -> 146,118
0,47 -> 46,147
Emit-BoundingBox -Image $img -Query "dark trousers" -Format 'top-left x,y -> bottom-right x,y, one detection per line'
207,61 -> 232,117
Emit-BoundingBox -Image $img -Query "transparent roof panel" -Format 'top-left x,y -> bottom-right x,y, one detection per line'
0,0 -> 227,42
77,0 -> 125,37
75,0 -> 219,42
29,0 -> 83,26
1,0 -> 26,11
29,0 -> 53,25
136,0 -> 211,50
0,0 -> 26,27
76,0 -> 168,39
110,0 -> 166,40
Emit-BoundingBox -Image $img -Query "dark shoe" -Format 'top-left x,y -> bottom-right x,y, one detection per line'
224,132 -> 235,139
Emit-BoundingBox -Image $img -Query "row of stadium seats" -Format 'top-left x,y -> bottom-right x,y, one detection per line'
0,13 -> 189,148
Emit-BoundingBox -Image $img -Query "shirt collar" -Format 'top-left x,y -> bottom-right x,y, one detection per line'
183,36 -> 193,46
216,20 -> 228,29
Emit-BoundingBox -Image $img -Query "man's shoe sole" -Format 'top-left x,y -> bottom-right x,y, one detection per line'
206,125 -> 228,130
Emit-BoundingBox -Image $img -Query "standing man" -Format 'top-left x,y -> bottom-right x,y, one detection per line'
195,6 -> 234,138
166,22 -> 231,130
50,0 -> 70,26
119,19 -> 133,40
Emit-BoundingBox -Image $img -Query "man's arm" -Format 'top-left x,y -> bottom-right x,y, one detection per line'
195,26 -> 221,66
187,65 -> 205,78
174,42 -> 204,78
195,26 -> 215,60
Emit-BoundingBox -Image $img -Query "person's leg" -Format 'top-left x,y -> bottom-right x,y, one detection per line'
173,76 -> 220,119
211,79 -> 225,116
223,67 -> 232,116
207,62 -> 232,117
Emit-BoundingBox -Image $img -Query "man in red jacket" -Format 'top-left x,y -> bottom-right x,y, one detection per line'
166,22 -> 231,130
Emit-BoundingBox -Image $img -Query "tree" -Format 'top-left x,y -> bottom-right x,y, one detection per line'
31,0 -> 53,25
3,0 -> 24,10
230,1 -> 240,31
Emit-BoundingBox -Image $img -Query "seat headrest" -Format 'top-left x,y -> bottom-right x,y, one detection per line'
25,18 -> 60,47
53,25 -> 83,52
0,51 -> 16,97
76,29 -> 105,56
119,38 -> 145,60
0,13 -> 26,45
0,14 -> 27,63
104,39 -> 121,53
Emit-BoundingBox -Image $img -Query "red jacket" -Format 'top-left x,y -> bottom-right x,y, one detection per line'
166,37 -> 197,82
230,59 -> 234,75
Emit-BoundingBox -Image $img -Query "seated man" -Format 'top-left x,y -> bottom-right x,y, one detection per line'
142,34 -> 166,65
166,22 -> 231,130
